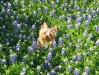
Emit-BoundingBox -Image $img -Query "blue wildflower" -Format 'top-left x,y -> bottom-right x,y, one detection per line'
32,41 -> 37,49
36,66 -> 41,71
58,37 -> 63,45
72,55 -> 77,61
84,66 -> 90,74
95,25 -> 99,31
0,17 -> 3,22
47,52 -> 52,61
7,2 -> 12,9
10,54 -> 17,63
43,60 -> 49,68
77,53 -> 82,61
96,39 -> 99,45
61,47 -> 66,56
24,16 -> 28,24
67,65 -> 72,72
74,68 -> 80,75
33,11 -> 37,17
52,41 -> 57,47
50,70 -> 56,75
31,24 -> 36,29
27,46 -> 34,52
44,6 -> 48,14
22,56 -> 27,62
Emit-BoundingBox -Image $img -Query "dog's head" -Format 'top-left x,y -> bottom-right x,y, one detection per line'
39,22 -> 58,42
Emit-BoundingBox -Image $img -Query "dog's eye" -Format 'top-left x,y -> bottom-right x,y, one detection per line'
49,33 -> 52,37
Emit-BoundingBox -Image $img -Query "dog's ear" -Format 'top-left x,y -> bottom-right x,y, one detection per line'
41,22 -> 48,29
52,25 -> 58,32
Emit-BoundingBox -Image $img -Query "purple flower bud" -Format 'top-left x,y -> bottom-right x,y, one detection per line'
32,41 -> 37,49
61,47 -> 66,56
47,52 -> 52,61
52,41 -> 57,47
0,17 -> 3,22
24,16 -> 28,24
58,37 -> 63,45
44,6 -> 48,14
2,25 -> 6,32
84,0 -> 87,4
33,11 -> 37,17
14,0 -> 18,6
31,24 -> 36,29
22,56 -> 27,62
51,1 -> 55,7
67,65 -> 72,72
43,60 -> 49,68
77,53 -> 82,61
10,54 -> 17,63
72,56 -> 76,61
16,14 -> 20,22
50,70 -> 56,75
96,39 -> 99,45
38,8 -> 41,12
74,4 -> 79,10
7,2 -> 12,9
22,68 -> 26,74
84,66 -> 90,74
27,46 -> 34,52
49,48 -> 54,54
95,25 -> 99,32
87,15 -> 92,21
37,66 -> 41,71
74,68 -> 80,75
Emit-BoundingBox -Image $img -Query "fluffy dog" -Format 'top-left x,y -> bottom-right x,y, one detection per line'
37,22 -> 58,47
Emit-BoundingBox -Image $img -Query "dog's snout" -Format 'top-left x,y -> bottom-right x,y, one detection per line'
46,35 -> 49,40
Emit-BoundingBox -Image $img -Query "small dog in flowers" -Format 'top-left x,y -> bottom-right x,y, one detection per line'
37,22 -> 58,47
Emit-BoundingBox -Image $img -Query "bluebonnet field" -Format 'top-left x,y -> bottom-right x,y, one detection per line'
0,0 -> 99,75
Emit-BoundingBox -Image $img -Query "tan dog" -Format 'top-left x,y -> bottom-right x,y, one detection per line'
37,22 -> 58,47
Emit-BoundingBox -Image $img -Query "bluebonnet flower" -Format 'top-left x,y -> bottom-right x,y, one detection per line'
23,35 -> 26,39
33,11 -> 37,17
49,48 -> 54,54
16,14 -> 20,22
58,37 -> 63,45
0,17 -> 3,22
24,16 -> 28,24
50,69 -> 56,75
83,52 -> 87,56
27,46 -> 34,52
29,33 -> 34,39
14,0 -> 18,6
7,2 -> 12,9
10,54 -> 17,63
2,59 -> 6,65
50,10 -> 55,17
59,15 -> 66,20
84,20 -> 90,27
84,0 -> 87,4
47,52 -> 52,61
86,7 -> 90,13
20,68 -> 26,75
44,6 -> 48,14
96,8 -> 99,13
38,7 -> 41,12
60,4 -> 65,10
22,56 -> 27,62
12,21 -> 18,27
31,24 -> 36,29
74,4 -> 79,10
36,66 -> 41,71
77,39 -> 81,44
96,39 -> 99,45
64,8 -> 67,13
66,34 -> 70,39
52,41 -> 57,47
51,1 -> 55,8
67,25 -> 72,30
67,18 -> 72,25
61,47 -> 66,56
72,55 -> 77,61
91,10 -> 97,16
6,9 -> 11,15
77,53 -> 82,61
32,41 -> 37,49
74,68 -> 80,75
76,17 -> 82,23
67,65 -> 72,72
17,23 -> 22,29
95,25 -> 99,32
1,7 -> 5,13
14,30 -> 19,35
81,7 -> 85,12
88,34 -> 94,40
16,43 -> 21,51
75,23 -> 80,28
68,42 -> 73,47
76,45 -> 80,50
2,25 -> 6,32
42,0 -> 46,2
13,11 -> 17,15
82,30 -> 88,37
43,60 -> 49,68
84,66 -> 90,74
82,14 -> 87,19
63,59 -> 68,64
87,14 -> 92,21
21,1 -> 24,5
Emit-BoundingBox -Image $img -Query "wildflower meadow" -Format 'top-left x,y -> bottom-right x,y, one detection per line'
0,0 -> 99,75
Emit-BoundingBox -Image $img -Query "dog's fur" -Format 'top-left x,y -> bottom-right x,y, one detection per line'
37,22 -> 58,47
